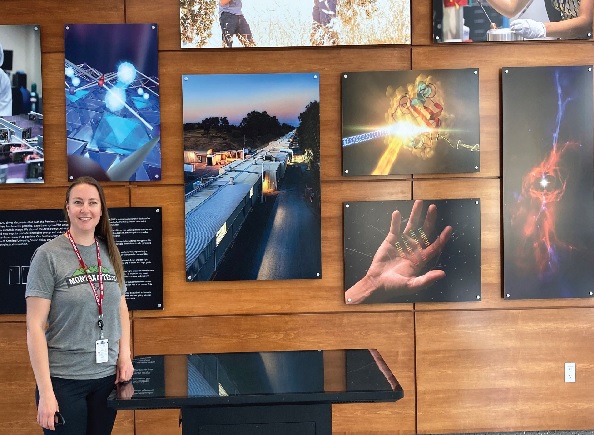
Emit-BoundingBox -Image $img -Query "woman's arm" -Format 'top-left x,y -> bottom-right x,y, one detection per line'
116,295 -> 134,383
544,0 -> 593,38
486,0 -> 532,17
26,296 -> 59,431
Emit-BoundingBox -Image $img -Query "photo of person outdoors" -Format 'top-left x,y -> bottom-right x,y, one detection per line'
180,0 -> 410,47
25,176 -> 134,434
344,199 -> 481,304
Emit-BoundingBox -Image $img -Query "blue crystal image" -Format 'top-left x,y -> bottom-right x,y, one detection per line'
65,24 -> 161,182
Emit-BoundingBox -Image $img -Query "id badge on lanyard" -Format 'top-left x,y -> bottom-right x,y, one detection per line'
96,339 -> 109,363
66,231 -> 109,364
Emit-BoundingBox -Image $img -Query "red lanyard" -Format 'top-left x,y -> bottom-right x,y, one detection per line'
66,231 -> 104,320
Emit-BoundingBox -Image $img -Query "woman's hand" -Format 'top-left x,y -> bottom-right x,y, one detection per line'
116,354 -> 134,384
37,393 -> 60,431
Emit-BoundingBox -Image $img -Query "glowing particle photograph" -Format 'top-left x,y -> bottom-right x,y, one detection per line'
65,24 -> 161,182
341,69 -> 480,176
180,0 -> 410,48
183,73 -> 322,282
0,24 -> 44,184
502,66 -> 593,300
343,199 -> 481,304
433,0 -> 592,42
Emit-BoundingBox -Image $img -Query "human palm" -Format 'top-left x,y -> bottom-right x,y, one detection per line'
360,201 -> 453,302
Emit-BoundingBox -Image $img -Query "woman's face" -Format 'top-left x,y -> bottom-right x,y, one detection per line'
66,183 -> 102,238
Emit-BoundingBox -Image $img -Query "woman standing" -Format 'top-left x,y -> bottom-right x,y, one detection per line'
26,176 -> 133,434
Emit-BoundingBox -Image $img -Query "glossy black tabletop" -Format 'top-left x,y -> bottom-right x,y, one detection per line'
108,349 -> 403,410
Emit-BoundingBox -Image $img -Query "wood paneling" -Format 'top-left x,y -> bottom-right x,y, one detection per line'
133,311 -> 416,435
37,52 -> 67,185
1,0 -> 124,52
125,0 -> 181,51
416,309 -> 594,433
0,321 -> 133,434
129,182 -> 415,317
411,0 -> 433,46
0,186 -> 130,210
135,409 -> 181,435
156,48 -> 412,184
0,323 -> 38,434
412,43 -> 594,180
2,1 -> 594,434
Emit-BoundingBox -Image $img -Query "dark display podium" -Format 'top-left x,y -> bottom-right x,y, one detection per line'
108,349 -> 403,435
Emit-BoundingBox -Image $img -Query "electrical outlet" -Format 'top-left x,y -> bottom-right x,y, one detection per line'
565,362 -> 576,383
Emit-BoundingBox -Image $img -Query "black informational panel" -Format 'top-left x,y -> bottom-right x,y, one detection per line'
0,207 -> 163,314
130,355 -> 165,398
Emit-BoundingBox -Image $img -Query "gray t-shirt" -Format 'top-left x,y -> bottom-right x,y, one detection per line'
220,0 -> 243,15
25,235 -> 126,380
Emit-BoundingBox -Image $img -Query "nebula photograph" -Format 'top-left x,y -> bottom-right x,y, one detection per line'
502,65 -> 593,299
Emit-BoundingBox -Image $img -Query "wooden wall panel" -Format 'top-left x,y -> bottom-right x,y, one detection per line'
0,322 -> 134,434
1,0 -> 593,434
133,312 -> 416,435
1,0 -> 124,52
129,181 -> 415,317
0,186 -> 130,211
156,48 -> 412,184
411,0 -> 433,46
112,411 -> 135,435
125,0 -> 180,51
135,409 -> 181,435
416,309 -> 594,433
38,52 -> 67,185
0,323 -> 38,434
412,44 -> 594,181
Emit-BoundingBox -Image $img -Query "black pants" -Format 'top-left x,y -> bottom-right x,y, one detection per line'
220,12 -> 255,47
36,374 -> 117,435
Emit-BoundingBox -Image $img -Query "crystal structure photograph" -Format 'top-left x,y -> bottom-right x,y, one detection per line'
433,0 -> 592,43
65,24 -> 161,182
180,0 -> 410,48
342,69 -> 480,176
344,199 -> 481,304
183,73 -> 322,282
0,24 -> 44,184
502,65 -> 594,300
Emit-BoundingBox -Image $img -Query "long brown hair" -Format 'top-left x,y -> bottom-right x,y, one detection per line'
64,176 -> 125,287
